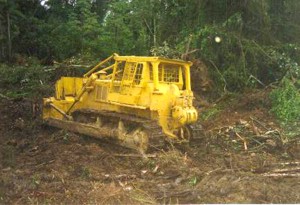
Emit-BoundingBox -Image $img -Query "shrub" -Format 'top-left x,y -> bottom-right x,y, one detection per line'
270,78 -> 300,122
0,63 -> 53,98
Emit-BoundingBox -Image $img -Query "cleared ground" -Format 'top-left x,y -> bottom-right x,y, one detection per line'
0,89 -> 300,204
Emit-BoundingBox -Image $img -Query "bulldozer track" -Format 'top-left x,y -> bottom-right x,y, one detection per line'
45,108 -> 202,153
71,109 -> 202,151
72,109 -> 166,150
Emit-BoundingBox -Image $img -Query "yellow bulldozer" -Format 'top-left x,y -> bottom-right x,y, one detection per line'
42,54 -> 198,153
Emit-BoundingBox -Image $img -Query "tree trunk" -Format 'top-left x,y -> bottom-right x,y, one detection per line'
0,18 -> 4,61
153,17 -> 157,47
7,11 -> 12,62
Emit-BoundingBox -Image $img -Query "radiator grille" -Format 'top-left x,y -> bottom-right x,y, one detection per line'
96,86 -> 108,101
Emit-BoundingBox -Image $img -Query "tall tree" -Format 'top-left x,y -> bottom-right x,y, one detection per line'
0,0 -> 21,62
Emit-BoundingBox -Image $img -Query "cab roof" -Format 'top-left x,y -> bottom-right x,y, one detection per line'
113,55 -> 193,66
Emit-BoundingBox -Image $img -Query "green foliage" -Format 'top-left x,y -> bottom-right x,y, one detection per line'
98,0 -> 150,56
180,24 -> 251,92
200,106 -> 220,121
270,79 -> 300,122
150,41 -> 179,58
37,0 -> 103,60
0,60 -> 53,98
174,16 -> 299,94
268,44 -> 300,123
30,174 -> 41,188
0,0 -> 299,100
188,176 -> 198,186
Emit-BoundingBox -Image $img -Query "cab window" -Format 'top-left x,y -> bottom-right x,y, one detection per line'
159,63 -> 180,83
134,63 -> 143,85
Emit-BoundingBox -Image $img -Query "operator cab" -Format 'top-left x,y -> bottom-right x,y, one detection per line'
149,63 -> 184,90
113,60 -> 190,92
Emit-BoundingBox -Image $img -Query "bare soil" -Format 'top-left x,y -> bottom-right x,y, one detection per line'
0,89 -> 300,204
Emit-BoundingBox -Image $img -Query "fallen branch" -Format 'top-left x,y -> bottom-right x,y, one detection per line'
181,49 -> 199,60
261,162 -> 300,177
250,117 -> 269,131
272,167 -> 300,173
44,68 -> 56,72
235,132 -> 248,150
208,60 -> 228,92
205,168 -> 223,176
248,136 -> 264,146
64,64 -> 91,69
204,168 -> 234,176
265,130 -> 281,135
251,120 -> 261,136
35,160 -> 55,168
113,153 -> 157,158
112,174 -> 137,180
249,143 -> 266,151
247,75 -> 266,87
271,162 -> 300,166
262,173 -> 300,177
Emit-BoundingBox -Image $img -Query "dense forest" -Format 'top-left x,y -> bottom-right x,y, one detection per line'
0,0 -> 299,120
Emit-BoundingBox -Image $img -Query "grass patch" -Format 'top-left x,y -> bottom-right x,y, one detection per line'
200,106 -> 221,121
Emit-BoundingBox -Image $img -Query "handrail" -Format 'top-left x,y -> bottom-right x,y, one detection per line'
106,70 -> 122,78
95,64 -> 114,74
83,53 -> 118,78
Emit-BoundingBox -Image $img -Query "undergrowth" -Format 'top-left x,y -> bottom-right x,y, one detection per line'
200,107 -> 221,121
270,78 -> 300,123
0,63 -> 52,99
